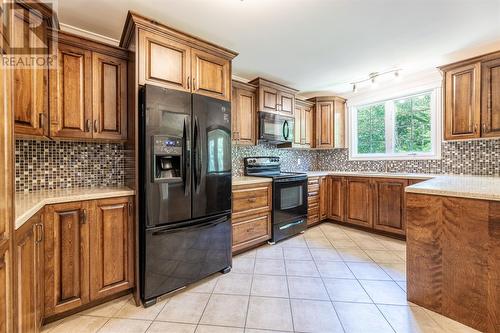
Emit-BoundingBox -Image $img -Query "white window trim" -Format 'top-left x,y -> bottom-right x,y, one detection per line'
348,88 -> 442,161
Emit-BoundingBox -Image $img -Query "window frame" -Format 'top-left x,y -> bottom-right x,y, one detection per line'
349,88 -> 442,160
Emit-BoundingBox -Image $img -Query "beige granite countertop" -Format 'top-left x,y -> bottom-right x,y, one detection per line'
15,186 -> 135,230
304,171 -> 436,179
232,176 -> 273,186
405,175 -> 500,201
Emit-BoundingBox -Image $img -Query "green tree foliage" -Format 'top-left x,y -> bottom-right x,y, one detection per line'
395,94 -> 431,153
357,103 -> 386,154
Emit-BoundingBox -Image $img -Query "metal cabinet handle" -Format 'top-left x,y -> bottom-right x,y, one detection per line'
473,124 -> 478,134
93,120 -> 98,133
85,119 -> 90,132
247,197 -> 257,203
38,113 -> 45,130
187,76 -> 190,90
482,123 -> 487,133
192,77 -> 196,89
128,202 -> 133,216
34,223 -> 44,244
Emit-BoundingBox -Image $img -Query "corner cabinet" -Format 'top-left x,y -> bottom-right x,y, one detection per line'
43,196 -> 134,319
308,96 -> 346,149
49,32 -> 128,141
372,178 -> 407,236
441,50 -> 500,140
294,99 -> 314,148
130,15 -> 237,102
249,77 -> 298,117
232,81 -> 257,145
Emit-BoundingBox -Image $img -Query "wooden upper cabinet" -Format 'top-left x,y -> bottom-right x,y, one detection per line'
333,99 -> 346,148
294,99 -> 314,148
232,81 -> 256,145
14,213 -> 43,333
316,101 -> 334,148
191,48 -> 230,101
92,52 -> 127,140
345,177 -> 372,228
43,201 -> 90,317
443,62 -> 481,140
90,197 -> 134,300
481,58 -> 500,137
372,178 -> 407,235
11,4 -> 49,137
50,42 -> 93,139
327,176 -> 345,222
249,78 -> 298,116
138,30 -> 190,92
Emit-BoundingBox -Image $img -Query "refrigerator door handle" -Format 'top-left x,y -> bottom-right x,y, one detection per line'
152,216 -> 228,236
193,116 -> 201,193
182,118 -> 188,196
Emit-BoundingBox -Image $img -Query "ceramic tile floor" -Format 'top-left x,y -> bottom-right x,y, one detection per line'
42,223 -> 481,333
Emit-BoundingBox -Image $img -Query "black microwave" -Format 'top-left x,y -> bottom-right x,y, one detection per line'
259,112 -> 295,145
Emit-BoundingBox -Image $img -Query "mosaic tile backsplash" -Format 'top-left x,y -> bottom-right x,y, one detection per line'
233,138 -> 500,176
16,139 -> 125,192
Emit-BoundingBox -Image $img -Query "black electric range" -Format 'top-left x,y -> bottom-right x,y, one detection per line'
244,157 -> 308,243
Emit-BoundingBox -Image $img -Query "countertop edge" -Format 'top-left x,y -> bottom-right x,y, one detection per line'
15,188 -> 135,230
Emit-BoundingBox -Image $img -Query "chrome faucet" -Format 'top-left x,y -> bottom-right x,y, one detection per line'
384,163 -> 390,173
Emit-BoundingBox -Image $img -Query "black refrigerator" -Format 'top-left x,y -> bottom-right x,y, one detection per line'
139,84 -> 232,306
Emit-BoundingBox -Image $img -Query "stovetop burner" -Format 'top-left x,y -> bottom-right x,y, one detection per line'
243,157 -> 307,180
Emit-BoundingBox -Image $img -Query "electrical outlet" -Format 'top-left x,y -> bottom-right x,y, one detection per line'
297,159 -> 301,165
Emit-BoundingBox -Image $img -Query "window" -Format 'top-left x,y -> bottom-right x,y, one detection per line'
350,89 -> 440,160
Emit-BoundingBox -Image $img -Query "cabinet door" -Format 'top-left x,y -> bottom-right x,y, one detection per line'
345,177 -> 372,227
260,85 -> 279,113
138,30 -> 190,92
191,48 -> 230,101
294,106 -> 302,145
234,87 -> 256,145
14,214 -> 42,333
334,99 -> 346,148
89,197 -> 134,300
92,52 -> 127,140
232,212 -> 271,253
304,106 -> 313,146
49,42 -> 93,139
481,58 -> 500,138
444,62 -> 481,140
372,178 -> 407,235
316,101 -> 334,148
11,5 -> 48,137
278,91 -> 294,116
0,241 -> 12,333
44,202 -> 90,316
327,176 -> 345,222
319,176 -> 328,220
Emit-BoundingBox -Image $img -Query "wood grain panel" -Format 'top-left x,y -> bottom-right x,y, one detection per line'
279,91 -> 294,115
0,241 -> 11,333
345,177 -> 372,227
482,58 -> 500,138
92,52 -> 127,140
334,99 -> 346,148
44,202 -> 89,316
232,183 -> 272,218
316,101 -> 334,148
407,193 -> 499,332
327,176 -> 344,222
138,30 -> 190,92
294,105 -> 302,145
232,212 -> 271,253
319,176 -> 328,220
191,48 -> 230,101
12,4 -> 48,137
50,42 -> 92,139
262,87 -> 278,113
372,178 -> 407,235
444,62 -> 481,140
90,197 -> 133,300
232,82 -> 256,145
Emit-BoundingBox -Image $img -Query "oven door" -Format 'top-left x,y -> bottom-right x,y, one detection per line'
273,178 -> 308,224
259,112 -> 294,144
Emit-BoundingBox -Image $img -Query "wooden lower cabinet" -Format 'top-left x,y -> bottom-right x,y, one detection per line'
372,178 -> 408,236
43,201 -> 90,317
0,241 -> 12,333
232,212 -> 271,253
90,197 -> 134,300
14,213 -> 43,333
345,177 -> 372,228
319,176 -> 328,220
307,177 -> 320,226
327,176 -> 345,222
43,196 -> 134,319
232,182 -> 272,253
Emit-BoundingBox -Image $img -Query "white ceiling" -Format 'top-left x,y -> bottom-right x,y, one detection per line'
56,0 -> 500,95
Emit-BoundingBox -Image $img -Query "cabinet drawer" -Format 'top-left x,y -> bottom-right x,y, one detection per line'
308,177 -> 320,185
307,213 -> 319,226
308,195 -> 319,206
232,213 -> 271,252
232,184 -> 271,216
308,184 -> 320,195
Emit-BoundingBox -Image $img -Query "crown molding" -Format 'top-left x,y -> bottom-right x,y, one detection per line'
59,23 -> 119,46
